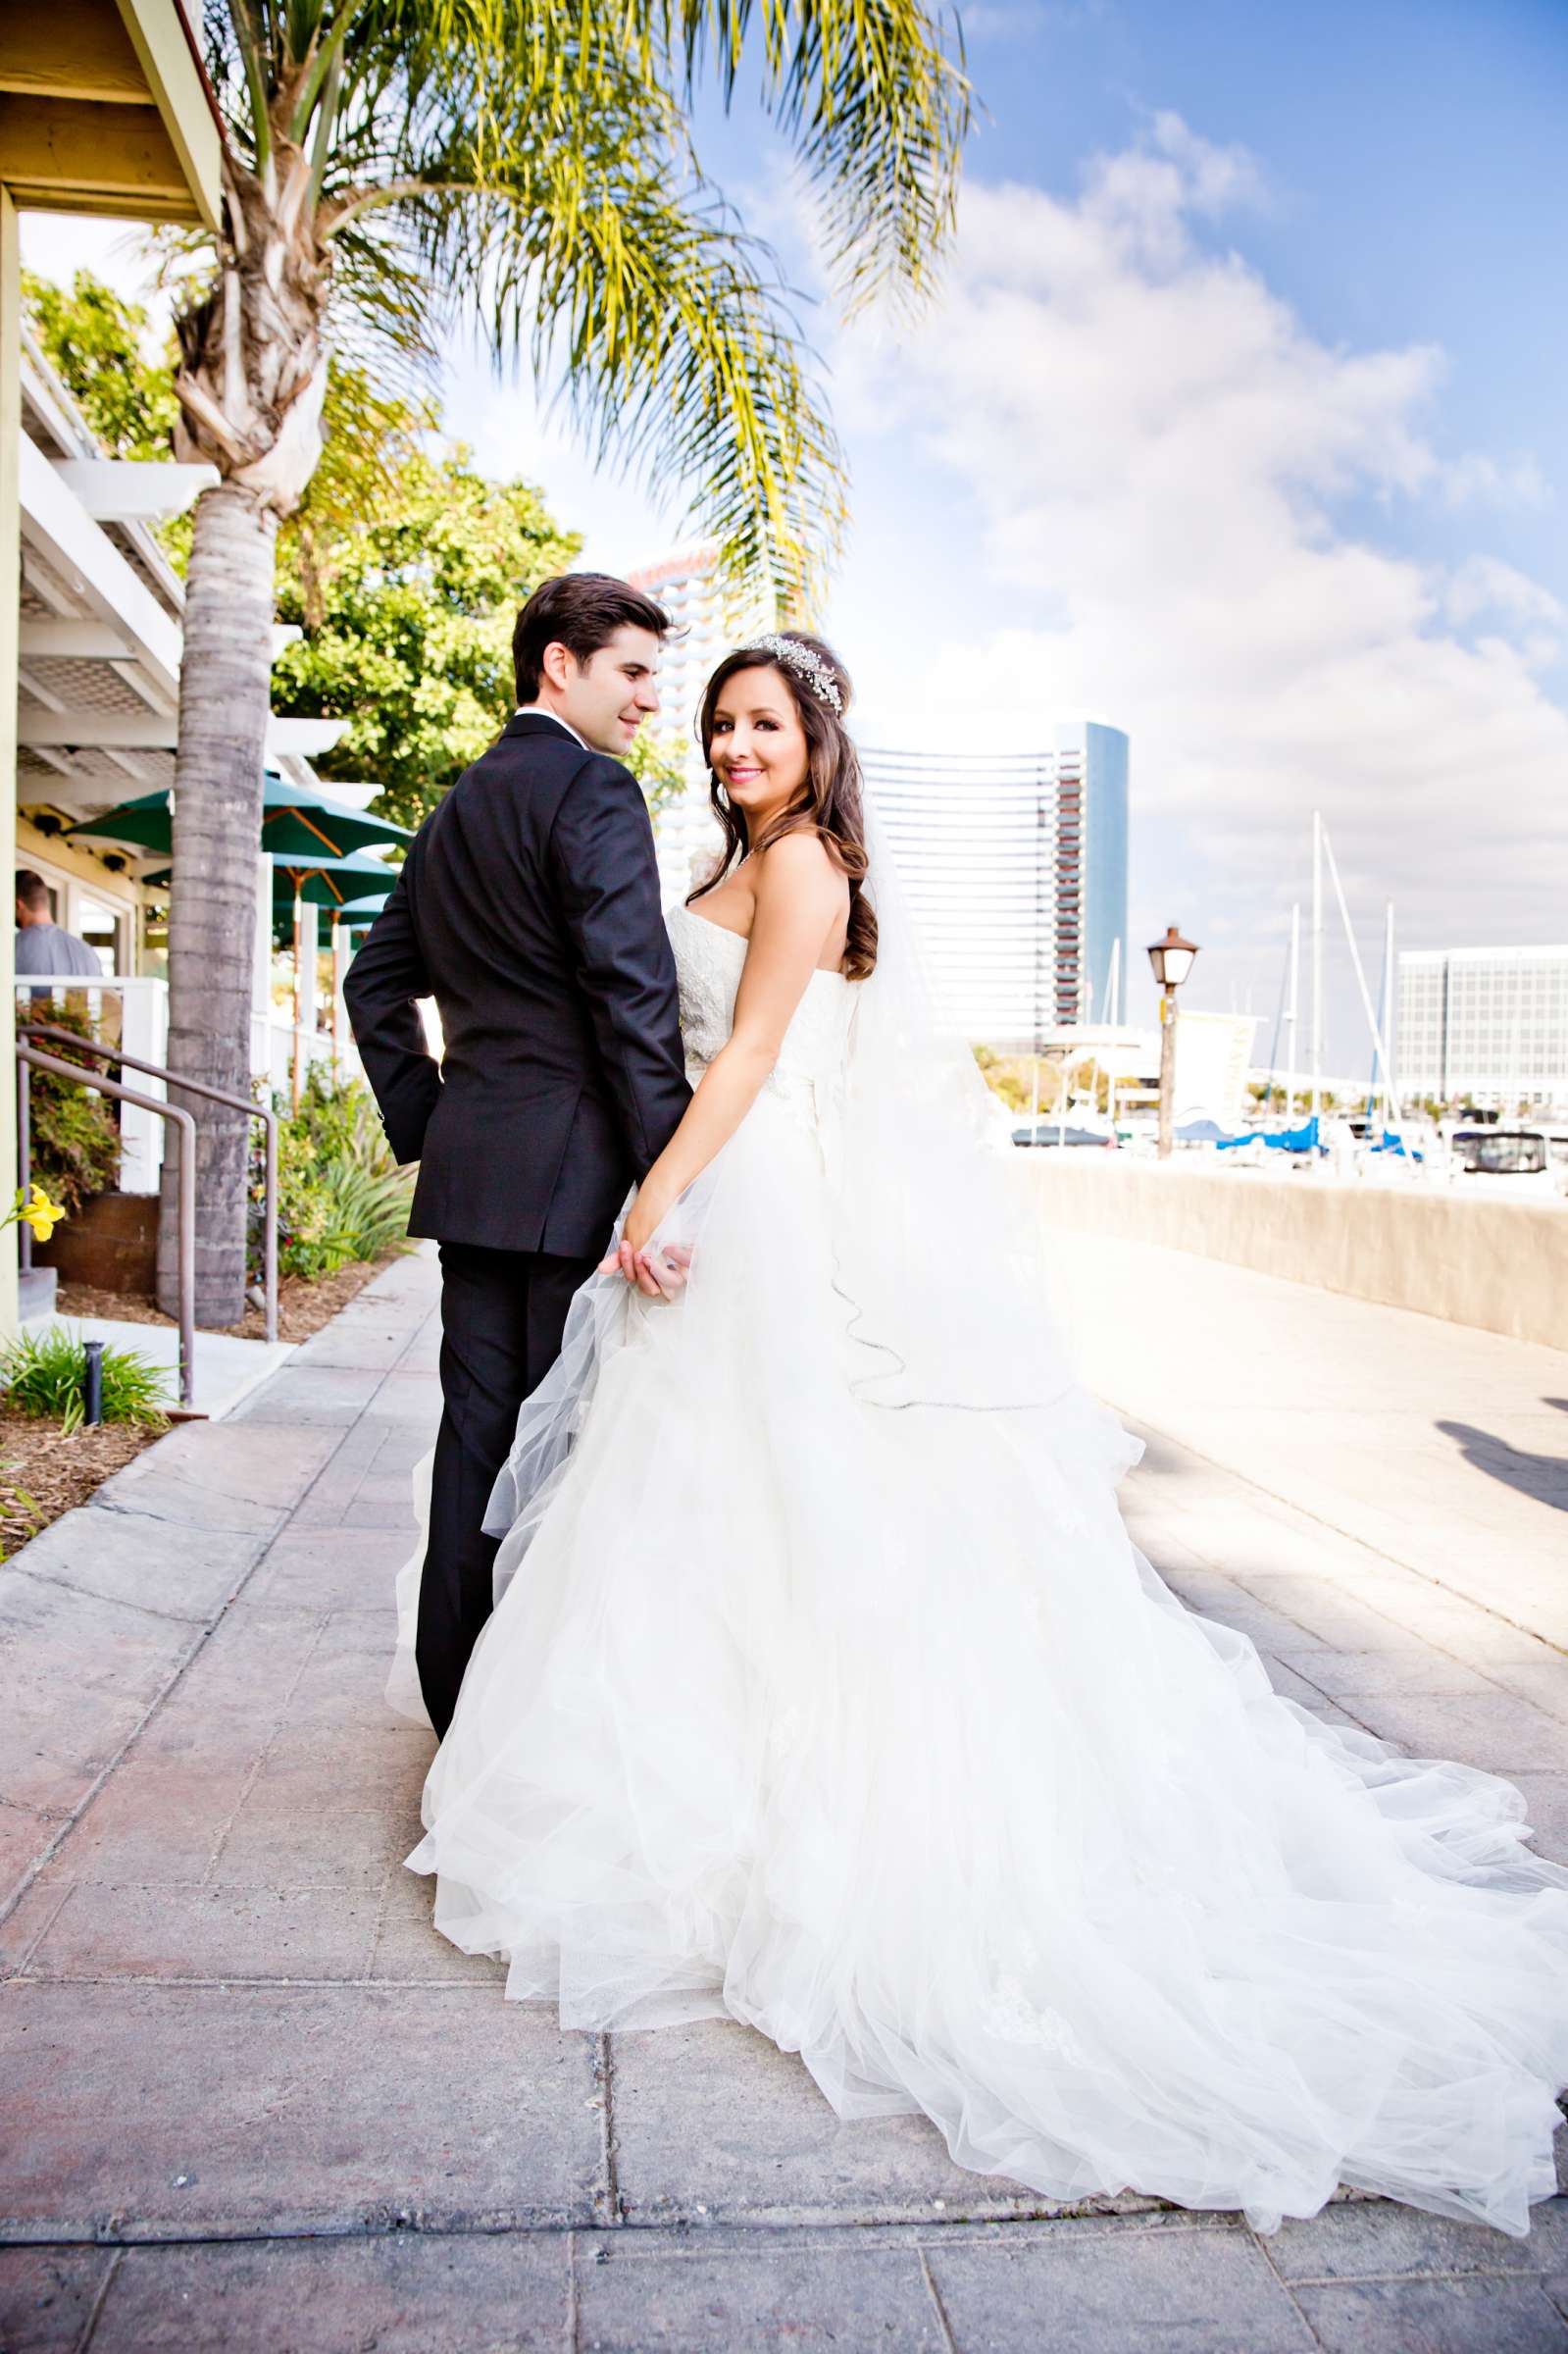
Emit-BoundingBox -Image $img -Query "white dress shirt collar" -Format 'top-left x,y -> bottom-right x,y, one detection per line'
514,703 -> 587,751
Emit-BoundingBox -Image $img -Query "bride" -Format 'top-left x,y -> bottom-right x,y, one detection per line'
397,632 -> 1568,2238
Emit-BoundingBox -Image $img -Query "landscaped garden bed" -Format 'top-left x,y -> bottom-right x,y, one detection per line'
57,1248 -> 403,1346
0,1408 -> 165,1555
0,1324 -> 172,1556
7,1066 -> 416,1553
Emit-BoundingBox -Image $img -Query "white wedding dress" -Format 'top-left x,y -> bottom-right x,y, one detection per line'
402,900 -> 1568,2237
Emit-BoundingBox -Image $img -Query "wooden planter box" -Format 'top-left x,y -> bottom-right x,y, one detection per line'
34,1192 -> 158,1295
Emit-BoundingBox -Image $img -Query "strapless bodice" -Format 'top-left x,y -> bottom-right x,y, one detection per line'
668,902 -> 856,1116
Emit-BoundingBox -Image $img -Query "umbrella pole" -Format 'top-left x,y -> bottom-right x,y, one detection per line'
330,915 -> 343,1075
291,890 -> 304,1117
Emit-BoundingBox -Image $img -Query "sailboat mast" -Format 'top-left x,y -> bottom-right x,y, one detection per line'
1311,812 -> 1323,1121
1299,814 -> 1308,1125
1381,901 -> 1395,1124
1286,902 -> 1299,1116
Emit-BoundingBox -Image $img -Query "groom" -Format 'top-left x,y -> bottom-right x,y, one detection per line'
345,573 -> 691,1737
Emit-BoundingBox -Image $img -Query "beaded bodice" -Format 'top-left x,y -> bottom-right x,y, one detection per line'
669,904 -> 856,1117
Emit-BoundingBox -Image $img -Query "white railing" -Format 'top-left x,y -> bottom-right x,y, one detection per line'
17,975 -> 171,1194
16,977 -> 362,1193
250,1008 -> 358,1102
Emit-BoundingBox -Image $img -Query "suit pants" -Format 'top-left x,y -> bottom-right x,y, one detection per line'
422,1241 -> 599,1738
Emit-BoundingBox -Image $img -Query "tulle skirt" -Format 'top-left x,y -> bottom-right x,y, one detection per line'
404,1089 -> 1568,2237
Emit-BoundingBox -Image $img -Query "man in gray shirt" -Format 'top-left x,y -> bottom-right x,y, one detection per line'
15,870 -> 101,977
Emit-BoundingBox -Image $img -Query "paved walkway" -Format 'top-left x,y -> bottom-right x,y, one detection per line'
1,1242 -> 1565,2351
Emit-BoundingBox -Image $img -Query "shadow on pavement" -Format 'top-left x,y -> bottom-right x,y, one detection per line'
1435,1414 -> 1568,1514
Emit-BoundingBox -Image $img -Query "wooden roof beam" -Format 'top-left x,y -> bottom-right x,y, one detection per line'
0,97 -> 197,219
0,3 -> 149,105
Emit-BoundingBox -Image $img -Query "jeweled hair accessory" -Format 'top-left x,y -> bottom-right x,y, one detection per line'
746,634 -> 844,715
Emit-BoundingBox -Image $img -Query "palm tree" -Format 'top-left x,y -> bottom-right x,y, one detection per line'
160,0 -> 968,1323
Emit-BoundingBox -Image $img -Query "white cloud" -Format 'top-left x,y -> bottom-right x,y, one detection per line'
1443,556 -> 1564,636
1438,449 -> 1552,512
832,120 -> 1568,1037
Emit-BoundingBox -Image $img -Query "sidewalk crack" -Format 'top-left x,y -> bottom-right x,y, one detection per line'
917,2244 -> 959,2351
90,1496 -> 282,1537
563,2227 -> 580,2354
1251,2225 -> 1328,2348
202,1613 -> 337,1885
75,2241 -> 123,2352
592,2032 -> 622,2227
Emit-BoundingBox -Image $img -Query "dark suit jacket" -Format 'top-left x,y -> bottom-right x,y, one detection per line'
344,713 -> 691,1256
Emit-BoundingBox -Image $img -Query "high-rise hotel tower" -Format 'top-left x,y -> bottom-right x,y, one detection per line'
861,724 -> 1131,1049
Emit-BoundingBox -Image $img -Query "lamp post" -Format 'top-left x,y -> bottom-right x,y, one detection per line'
1146,924 -> 1199,1161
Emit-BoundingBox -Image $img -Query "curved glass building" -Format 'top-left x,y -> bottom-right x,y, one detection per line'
863,723 -> 1130,1049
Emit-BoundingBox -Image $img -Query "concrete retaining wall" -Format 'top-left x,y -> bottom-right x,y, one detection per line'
1031,1156 -> 1568,1351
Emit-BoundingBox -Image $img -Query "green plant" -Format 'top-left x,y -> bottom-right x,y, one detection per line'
0,1329 -> 170,1432
256,1067 -> 414,1282
22,1003 -> 121,1214
23,272 -> 179,465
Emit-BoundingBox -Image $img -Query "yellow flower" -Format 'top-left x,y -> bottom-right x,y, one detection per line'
20,1185 -> 65,1244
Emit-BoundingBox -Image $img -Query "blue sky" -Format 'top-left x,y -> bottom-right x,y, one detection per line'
964,0 -> 1568,604
23,0 -> 1567,1062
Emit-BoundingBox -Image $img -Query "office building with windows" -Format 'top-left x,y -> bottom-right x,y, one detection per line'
861,724 -> 1131,1049
1397,946 -> 1568,1108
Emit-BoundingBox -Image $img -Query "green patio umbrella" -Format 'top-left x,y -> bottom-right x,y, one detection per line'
69,773 -> 411,860
144,849 -> 399,909
268,852 -> 400,909
271,892 -> 388,949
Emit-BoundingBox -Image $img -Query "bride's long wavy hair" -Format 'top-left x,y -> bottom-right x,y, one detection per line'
688,635 -> 879,980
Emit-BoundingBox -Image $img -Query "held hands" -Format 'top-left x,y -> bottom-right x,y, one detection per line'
598,1181 -> 692,1301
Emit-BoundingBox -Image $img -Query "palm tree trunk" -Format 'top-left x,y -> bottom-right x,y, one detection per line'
156,484 -> 278,1326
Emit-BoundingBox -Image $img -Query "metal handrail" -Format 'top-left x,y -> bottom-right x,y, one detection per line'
17,1021 -> 278,1345
16,1044 -> 196,1409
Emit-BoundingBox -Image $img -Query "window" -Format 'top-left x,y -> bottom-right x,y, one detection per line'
73,896 -> 126,977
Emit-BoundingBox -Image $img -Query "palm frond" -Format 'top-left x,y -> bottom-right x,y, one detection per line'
684,0 -> 971,311
183,0 -> 966,601
328,0 -> 967,306
325,47 -> 846,610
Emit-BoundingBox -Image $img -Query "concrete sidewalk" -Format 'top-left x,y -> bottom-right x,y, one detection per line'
2,1241 -> 1566,2351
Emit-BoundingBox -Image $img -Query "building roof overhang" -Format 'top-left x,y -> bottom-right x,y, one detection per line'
0,0 -> 223,231
17,337 -> 345,836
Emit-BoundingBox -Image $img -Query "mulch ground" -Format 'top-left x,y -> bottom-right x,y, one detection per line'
0,1408 -> 164,1557
56,1250 -> 404,1345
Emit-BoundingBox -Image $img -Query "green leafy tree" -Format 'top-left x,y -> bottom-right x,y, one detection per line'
272,441 -> 582,829
22,272 -> 178,463
273,433 -> 688,827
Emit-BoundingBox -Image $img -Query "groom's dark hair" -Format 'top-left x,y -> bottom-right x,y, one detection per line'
513,573 -> 672,703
